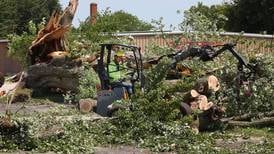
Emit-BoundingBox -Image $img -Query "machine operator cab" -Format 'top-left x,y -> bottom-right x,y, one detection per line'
96,43 -> 144,117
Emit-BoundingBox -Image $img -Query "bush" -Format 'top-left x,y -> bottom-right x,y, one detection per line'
75,67 -> 100,101
8,20 -> 45,68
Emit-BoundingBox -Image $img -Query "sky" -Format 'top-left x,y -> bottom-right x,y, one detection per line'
60,0 -> 225,29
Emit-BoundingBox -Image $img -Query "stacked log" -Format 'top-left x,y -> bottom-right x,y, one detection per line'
180,75 -> 224,131
194,75 -> 220,95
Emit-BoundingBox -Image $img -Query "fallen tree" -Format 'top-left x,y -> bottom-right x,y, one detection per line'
227,117 -> 274,127
221,111 -> 274,128
24,0 -> 80,92
26,63 -> 80,92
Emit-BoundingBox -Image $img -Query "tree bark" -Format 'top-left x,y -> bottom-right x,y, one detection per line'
60,0 -> 79,26
25,63 -> 80,92
233,111 -> 274,121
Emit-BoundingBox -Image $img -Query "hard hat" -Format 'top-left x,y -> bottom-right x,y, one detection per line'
128,36 -> 134,40
115,50 -> 125,57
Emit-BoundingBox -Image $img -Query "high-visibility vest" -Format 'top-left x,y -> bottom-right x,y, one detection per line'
108,61 -> 126,82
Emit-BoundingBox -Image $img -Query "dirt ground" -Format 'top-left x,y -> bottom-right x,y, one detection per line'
0,97 -> 273,153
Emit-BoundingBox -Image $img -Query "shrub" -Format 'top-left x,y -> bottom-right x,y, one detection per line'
75,67 -> 100,101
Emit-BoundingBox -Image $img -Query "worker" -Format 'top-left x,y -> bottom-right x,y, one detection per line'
108,49 -> 133,95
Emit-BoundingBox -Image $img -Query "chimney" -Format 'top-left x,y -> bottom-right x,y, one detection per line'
90,3 -> 97,25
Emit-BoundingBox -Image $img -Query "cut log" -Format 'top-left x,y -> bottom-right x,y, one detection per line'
182,89 -> 200,103
79,98 -> 97,113
194,75 -> 220,96
196,95 -> 213,111
190,101 -> 199,110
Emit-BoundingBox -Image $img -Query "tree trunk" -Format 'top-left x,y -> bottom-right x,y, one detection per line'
25,63 -> 80,92
23,0 -> 81,92
228,117 -> 274,127
232,111 -> 274,121
28,0 -> 78,65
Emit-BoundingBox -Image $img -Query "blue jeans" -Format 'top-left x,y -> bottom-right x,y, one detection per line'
111,81 -> 133,96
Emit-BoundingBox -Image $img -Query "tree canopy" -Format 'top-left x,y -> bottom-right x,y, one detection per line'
75,9 -> 154,45
96,10 -> 154,32
184,0 -> 274,34
184,2 -> 228,31
81,9 -> 154,33
225,0 -> 274,34
0,0 -> 61,39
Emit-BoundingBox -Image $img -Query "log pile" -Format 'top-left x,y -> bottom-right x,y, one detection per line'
179,75 -> 274,130
179,75 -> 225,131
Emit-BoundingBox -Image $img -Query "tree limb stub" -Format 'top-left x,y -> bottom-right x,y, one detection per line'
60,0 -> 79,26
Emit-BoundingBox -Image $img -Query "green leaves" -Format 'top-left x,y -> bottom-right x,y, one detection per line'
75,67 -> 100,101
7,20 -> 45,68
0,0 -> 60,38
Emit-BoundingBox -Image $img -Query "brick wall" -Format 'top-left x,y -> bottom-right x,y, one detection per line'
0,40 -> 22,75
